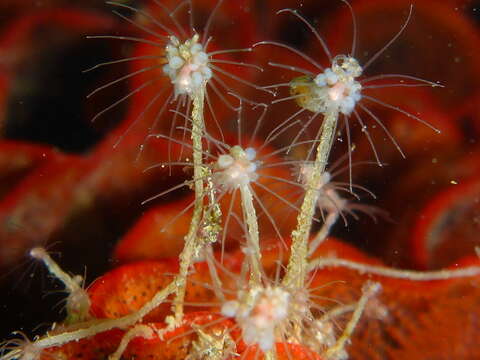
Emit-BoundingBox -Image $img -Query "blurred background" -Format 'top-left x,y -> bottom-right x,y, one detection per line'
0,0 -> 479,342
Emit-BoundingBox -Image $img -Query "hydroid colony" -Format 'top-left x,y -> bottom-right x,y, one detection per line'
1,1 -> 480,359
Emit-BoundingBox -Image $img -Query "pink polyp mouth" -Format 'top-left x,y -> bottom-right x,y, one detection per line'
328,82 -> 347,102
177,63 -> 194,87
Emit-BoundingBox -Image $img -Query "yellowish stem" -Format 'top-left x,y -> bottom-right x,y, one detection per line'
173,87 -> 207,321
264,349 -> 276,360
325,282 -> 380,359
109,324 -> 155,360
239,183 -> 262,285
308,258 -> 480,280
35,281 -> 176,348
283,110 -> 338,289
205,244 -> 226,302
30,247 -> 80,293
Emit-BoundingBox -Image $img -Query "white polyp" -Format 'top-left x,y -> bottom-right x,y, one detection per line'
315,68 -> 338,87
298,164 -> 346,214
163,34 -> 212,98
213,146 -> 259,191
309,55 -> 362,116
221,286 -> 290,352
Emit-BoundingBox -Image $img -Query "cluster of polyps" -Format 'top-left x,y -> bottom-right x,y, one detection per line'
221,285 -> 291,352
291,55 -> 362,116
212,146 -> 259,191
163,34 -> 212,98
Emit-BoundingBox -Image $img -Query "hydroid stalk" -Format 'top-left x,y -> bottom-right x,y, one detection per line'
283,110 -> 338,289
173,86 -> 206,322
239,182 -> 262,285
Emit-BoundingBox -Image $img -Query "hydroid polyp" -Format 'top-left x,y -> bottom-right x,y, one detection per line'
85,0 -> 271,156
0,332 -> 44,360
1,1 -> 479,360
141,98 -> 309,264
255,3 -> 443,294
29,247 -> 91,324
178,246 -> 383,359
86,0 -> 277,323
255,5 -> 442,182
